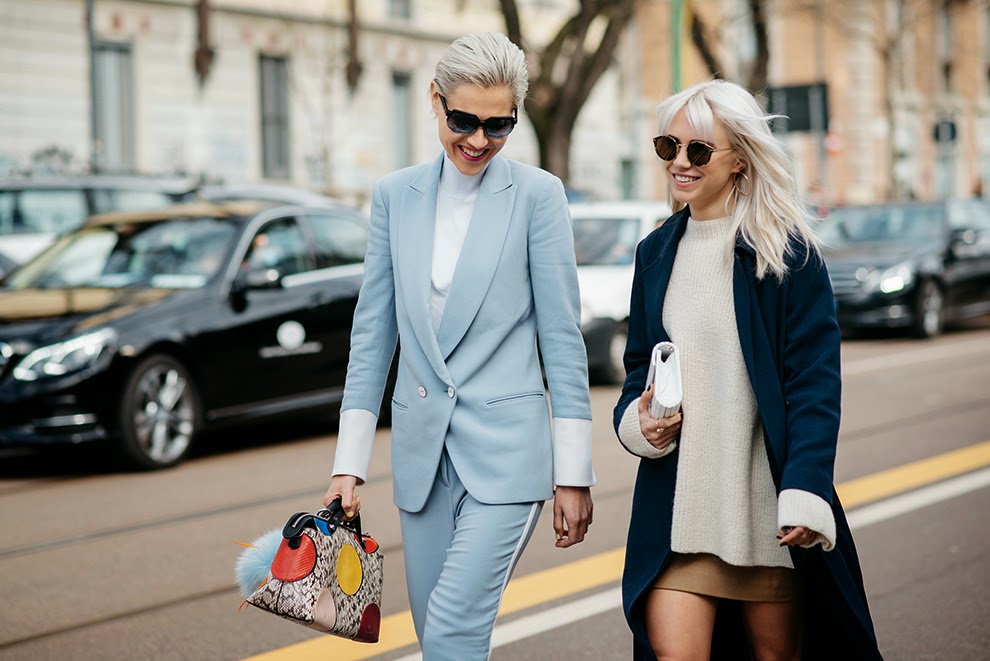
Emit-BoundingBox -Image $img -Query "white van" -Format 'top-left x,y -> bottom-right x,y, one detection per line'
570,200 -> 671,384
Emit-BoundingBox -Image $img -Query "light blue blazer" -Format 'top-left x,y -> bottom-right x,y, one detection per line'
332,153 -> 595,513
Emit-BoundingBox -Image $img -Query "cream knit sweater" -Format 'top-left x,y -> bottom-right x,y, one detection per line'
618,217 -> 835,567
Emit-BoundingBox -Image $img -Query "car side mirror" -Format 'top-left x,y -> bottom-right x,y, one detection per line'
231,266 -> 283,294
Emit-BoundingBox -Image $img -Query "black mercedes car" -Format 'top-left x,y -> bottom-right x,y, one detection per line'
0,198 -> 371,469
818,199 -> 990,337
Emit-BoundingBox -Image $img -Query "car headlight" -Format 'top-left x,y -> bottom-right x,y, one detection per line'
13,328 -> 118,382
863,262 -> 914,294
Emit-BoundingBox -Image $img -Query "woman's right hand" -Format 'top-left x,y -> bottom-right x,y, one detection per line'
638,386 -> 682,450
324,474 -> 360,520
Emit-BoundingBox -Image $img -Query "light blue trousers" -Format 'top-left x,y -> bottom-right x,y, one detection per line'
398,448 -> 543,661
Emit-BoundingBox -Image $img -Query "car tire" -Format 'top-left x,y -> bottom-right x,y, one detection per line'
912,280 -> 944,339
601,321 -> 629,385
115,353 -> 201,469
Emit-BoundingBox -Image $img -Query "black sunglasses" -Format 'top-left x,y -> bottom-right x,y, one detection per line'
439,95 -> 518,139
653,134 -> 731,167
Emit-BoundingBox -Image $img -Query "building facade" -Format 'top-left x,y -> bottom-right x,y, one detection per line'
636,0 -> 990,205
0,0 -> 636,205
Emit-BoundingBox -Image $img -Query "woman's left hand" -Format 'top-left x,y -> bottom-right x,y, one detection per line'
553,486 -> 593,548
637,387 -> 682,450
776,525 -> 818,547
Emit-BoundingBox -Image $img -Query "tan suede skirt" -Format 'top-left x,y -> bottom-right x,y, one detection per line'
652,552 -> 799,602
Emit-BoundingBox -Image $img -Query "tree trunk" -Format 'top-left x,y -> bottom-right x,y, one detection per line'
500,0 -> 635,186
540,123 -> 573,184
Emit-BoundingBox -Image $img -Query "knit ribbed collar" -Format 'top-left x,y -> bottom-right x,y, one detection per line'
685,215 -> 734,240
439,153 -> 487,200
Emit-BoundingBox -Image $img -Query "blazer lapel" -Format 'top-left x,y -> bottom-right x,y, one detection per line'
396,154 -> 451,382
436,156 -> 515,358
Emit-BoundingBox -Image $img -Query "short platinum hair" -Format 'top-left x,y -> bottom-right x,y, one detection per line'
434,32 -> 528,107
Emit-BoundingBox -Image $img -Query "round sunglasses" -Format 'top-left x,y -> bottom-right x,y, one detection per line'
439,95 -> 518,139
653,134 -> 731,167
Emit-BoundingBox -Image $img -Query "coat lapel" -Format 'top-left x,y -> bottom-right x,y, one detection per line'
436,156 -> 515,358
648,209 -> 689,341
396,154 -> 451,382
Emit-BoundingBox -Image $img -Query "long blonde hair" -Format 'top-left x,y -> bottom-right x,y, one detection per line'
656,79 -> 820,280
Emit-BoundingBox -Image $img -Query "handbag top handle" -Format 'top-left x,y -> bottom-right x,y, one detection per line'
282,500 -> 372,553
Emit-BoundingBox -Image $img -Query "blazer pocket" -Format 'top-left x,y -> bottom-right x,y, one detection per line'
391,397 -> 409,412
485,391 -> 546,407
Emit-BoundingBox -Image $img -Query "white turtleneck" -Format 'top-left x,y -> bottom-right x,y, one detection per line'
430,154 -> 487,333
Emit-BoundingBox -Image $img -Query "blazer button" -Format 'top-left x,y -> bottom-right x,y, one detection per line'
417,386 -> 427,398
447,386 -> 455,398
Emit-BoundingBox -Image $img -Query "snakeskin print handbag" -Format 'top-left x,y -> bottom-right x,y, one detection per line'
246,501 -> 383,642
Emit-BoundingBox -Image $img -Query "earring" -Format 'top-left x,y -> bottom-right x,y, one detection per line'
734,171 -> 752,197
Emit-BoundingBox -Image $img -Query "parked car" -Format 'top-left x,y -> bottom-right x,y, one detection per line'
0,174 -> 200,264
570,200 -> 672,383
818,198 -> 990,337
0,198 -> 372,469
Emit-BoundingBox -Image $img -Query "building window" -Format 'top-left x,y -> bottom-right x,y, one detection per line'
620,158 -> 635,200
93,43 -> 135,172
388,0 -> 411,19
392,72 -> 413,169
260,55 -> 291,179
937,6 -> 953,94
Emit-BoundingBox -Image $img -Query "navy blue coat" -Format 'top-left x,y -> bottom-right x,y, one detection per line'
613,208 -> 882,660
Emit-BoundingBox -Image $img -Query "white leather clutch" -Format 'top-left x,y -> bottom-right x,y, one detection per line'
645,342 -> 682,418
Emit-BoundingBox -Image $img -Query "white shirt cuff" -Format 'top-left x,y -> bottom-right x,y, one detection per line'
552,417 -> 596,487
778,488 -> 836,551
331,408 -> 379,483
617,401 -> 676,459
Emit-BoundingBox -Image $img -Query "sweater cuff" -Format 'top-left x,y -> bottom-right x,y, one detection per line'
617,401 -> 676,459
552,417 -> 596,487
331,408 -> 378,483
778,488 -> 836,551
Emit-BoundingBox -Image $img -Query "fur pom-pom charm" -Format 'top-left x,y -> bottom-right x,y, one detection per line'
234,528 -> 282,597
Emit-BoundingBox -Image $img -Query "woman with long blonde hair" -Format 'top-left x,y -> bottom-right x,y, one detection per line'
614,79 -> 882,659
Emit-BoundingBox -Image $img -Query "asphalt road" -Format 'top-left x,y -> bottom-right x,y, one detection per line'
1,321 -> 988,661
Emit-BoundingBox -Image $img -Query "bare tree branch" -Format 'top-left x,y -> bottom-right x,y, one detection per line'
498,0 -> 636,182
747,0 -> 769,93
555,1 -> 598,107
689,10 -> 724,79
499,0 -> 523,50
571,3 -> 636,123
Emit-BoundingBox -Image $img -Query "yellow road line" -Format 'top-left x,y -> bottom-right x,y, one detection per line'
245,440 -> 990,661
837,440 -> 990,508
245,550 -> 625,661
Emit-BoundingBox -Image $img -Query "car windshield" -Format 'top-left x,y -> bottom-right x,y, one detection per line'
572,216 -> 641,266
4,217 -> 238,290
817,205 -> 945,247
